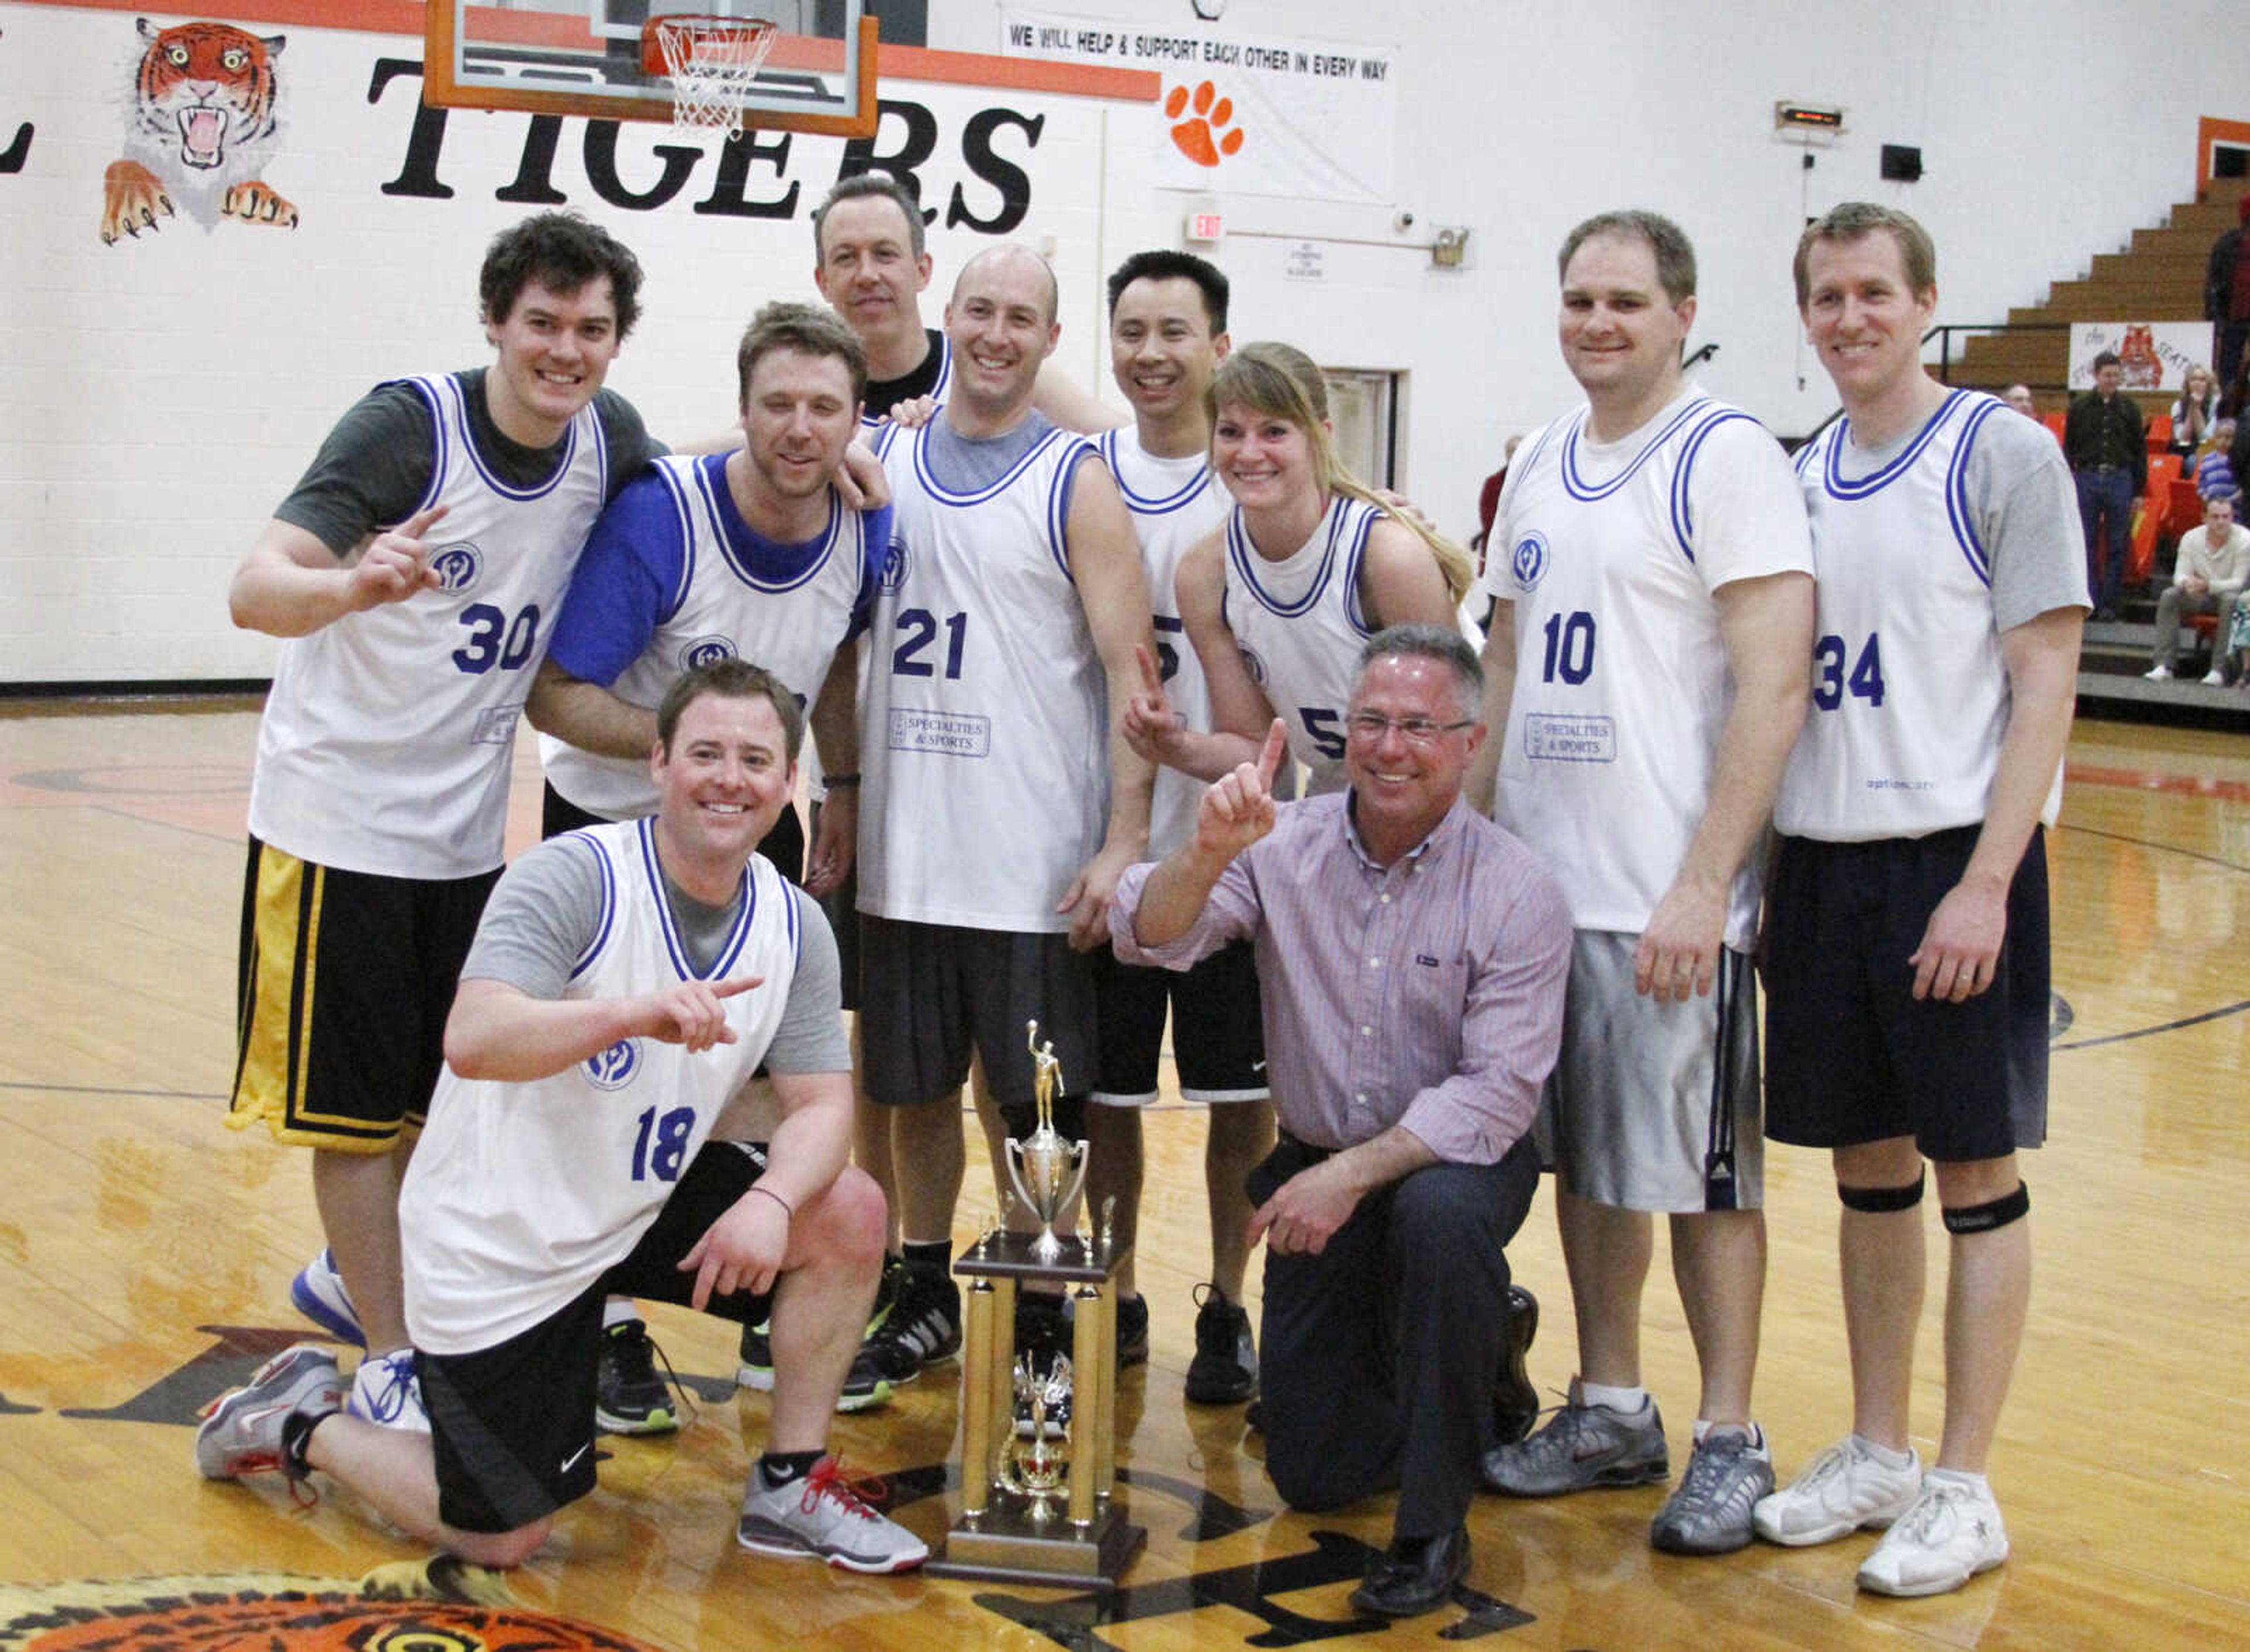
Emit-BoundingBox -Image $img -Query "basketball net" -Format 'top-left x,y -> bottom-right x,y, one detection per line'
652,15 -> 777,139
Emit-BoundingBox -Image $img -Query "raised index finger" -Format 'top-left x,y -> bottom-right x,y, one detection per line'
1254,718 -> 1289,790
396,502 -> 449,542
1135,642 -> 1165,697
713,975 -> 766,999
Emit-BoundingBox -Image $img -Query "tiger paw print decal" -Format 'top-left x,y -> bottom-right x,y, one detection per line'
1166,81 -> 1244,167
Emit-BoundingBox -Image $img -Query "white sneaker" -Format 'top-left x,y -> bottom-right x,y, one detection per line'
1753,1434 -> 1920,1547
349,1347 -> 431,1434
1856,1470 -> 2009,1597
2203,670 -> 2228,686
737,1457 -> 928,1573
2142,664 -> 2173,681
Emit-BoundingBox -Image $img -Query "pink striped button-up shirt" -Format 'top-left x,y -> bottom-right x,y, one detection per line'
1110,791 -> 1570,1164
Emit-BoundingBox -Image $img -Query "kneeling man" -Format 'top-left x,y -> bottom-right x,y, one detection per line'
1110,623 -> 1570,1619
197,659 -> 925,1576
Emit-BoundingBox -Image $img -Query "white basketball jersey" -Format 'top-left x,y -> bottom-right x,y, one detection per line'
1487,391 -> 1811,944
1778,390 -> 2061,839
543,458 -> 874,821
249,374 -> 609,879
402,820 -> 799,1353
1100,429 -> 1228,858
1222,494 -> 1382,796
858,421 -> 1106,930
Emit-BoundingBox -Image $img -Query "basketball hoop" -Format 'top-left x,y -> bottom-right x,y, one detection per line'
645,13 -> 776,139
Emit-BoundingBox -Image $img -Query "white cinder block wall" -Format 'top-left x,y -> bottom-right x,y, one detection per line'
2,0 -> 2245,681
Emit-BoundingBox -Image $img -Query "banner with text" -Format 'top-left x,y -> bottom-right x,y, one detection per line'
2067,321 -> 2212,391
999,9 -> 1398,203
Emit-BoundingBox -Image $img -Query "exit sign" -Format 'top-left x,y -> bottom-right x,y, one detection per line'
1187,210 -> 1223,243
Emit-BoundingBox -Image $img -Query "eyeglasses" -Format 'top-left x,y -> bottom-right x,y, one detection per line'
1345,712 -> 1475,746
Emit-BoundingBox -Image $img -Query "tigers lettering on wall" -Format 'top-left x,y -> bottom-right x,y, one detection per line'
103,18 -> 298,244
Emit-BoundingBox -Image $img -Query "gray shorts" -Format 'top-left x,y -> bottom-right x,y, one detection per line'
1536,931 -> 1762,1213
858,915 -> 1096,1112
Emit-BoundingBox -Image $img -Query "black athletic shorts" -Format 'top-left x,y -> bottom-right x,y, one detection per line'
857,916 -> 1096,1113
1764,826 -> 2050,1163
424,1140 -> 775,1533
231,838 -> 499,1150
1089,940 -> 1267,1105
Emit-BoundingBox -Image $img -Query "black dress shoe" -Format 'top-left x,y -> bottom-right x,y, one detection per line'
1492,1283 -> 1540,1445
1350,1525 -> 1468,1618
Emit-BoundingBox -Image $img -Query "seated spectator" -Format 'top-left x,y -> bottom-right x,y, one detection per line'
2171,366 -> 2218,460
2196,419 -> 2238,500
2146,493 -> 2250,685
2001,384 -> 2038,419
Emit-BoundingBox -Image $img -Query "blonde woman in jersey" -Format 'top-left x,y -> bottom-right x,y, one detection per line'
1128,342 -> 1474,794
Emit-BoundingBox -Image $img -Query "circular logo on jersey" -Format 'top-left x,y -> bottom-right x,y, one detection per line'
1236,643 -> 1269,688
1509,531 -> 1549,595
678,634 -> 737,672
0,1573 -> 663,1652
584,1039 -> 640,1090
428,542 -> 483,592
878,538 -> 909,590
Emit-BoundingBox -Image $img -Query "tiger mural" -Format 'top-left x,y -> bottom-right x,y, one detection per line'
102,19 -> 296,245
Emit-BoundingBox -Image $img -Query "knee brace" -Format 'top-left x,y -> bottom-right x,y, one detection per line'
1942,1181 -> 2029,1234
1838,1172 -> 1925,1213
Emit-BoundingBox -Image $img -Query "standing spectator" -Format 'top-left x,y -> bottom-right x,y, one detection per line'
2204,195 -> 2250,393
2145,492 -> 2249,685
2170,364 -> 2218,460
2064,350 -> 2145,620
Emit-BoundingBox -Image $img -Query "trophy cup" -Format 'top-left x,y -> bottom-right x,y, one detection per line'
930,1019 -> 1143,1586
1003,1022 -> 1090,1263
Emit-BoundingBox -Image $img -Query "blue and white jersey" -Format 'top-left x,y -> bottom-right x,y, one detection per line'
1222,493 -> 1383,796
1100,429 -> 1228,858
1779,388 -> 2084,840
403,818 -> 799,1353
1479,388 -> 1811,943
860,417 -> 1106,930
540,453 -> 885,821
249,373 -> 609,879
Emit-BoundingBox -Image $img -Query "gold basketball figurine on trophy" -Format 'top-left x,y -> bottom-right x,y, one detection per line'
929,1019 -> 1145,1586
996,1351 -> 1074,1518
1003,1022 -> 1090,1263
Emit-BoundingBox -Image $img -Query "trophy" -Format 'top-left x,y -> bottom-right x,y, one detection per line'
930,1020 -> 1142,1586
996,1351 -> 1073,1520
1003,1021 -> 1090,1263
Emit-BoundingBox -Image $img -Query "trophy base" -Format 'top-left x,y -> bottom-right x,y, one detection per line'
927,1499 -> 1146,1588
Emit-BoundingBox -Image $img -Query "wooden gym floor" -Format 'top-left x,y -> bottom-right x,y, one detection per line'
0,698 -> 2244,1650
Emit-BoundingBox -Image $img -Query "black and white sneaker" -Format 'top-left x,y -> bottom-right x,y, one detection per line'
595,1319 -> 679,1436
1184,1283 -> 1257,1404
853,1263 -> 961,1386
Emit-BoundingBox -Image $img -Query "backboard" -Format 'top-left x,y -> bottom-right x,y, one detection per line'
425,0 -> 878,137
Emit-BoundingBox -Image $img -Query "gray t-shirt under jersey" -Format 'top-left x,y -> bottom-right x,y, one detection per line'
461,833 -> 850,1076
1836,404 -> 2089,630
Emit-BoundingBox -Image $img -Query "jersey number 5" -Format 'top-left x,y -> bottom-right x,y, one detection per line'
1812,632 -> 1886,711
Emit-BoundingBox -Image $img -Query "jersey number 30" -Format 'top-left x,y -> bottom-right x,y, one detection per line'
454,602 -> 541,675
1812,632 -> 1886,711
